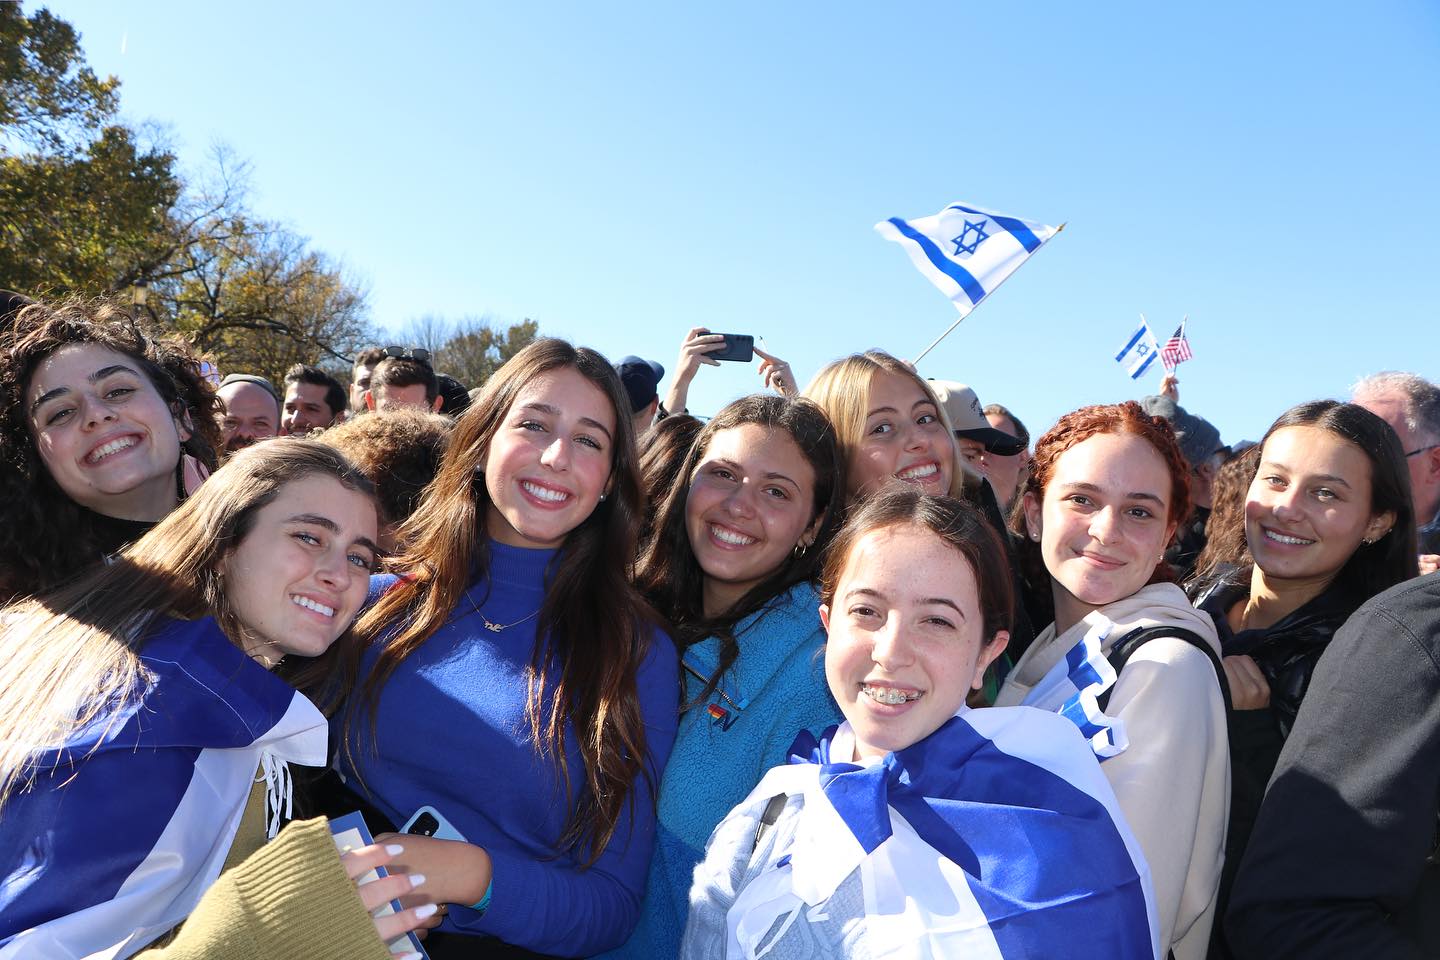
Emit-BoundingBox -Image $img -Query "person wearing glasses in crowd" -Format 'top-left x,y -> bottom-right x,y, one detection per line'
1351,371 -> 1440,571
365,346 -> 443,413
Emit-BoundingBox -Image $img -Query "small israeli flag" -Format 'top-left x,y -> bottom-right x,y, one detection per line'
1115,317 -> 1160,380
875,202 -> 1060,316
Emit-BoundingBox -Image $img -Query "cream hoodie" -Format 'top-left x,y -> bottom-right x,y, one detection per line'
994,582 -> 1229,960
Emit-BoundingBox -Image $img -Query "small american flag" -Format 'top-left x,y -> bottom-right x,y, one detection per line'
1160,318 -> 1193,371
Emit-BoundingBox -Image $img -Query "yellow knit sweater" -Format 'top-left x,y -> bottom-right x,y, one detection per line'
136,780 -> 394,960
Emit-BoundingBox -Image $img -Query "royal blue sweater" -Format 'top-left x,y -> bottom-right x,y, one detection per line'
600,581 -> 841,959
338,541 -> 679,957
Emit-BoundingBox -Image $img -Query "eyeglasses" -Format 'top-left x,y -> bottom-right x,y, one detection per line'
1405,444 -> 1440,458
383,345 -> 432,365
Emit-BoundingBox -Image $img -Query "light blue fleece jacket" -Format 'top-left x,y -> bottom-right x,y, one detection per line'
598,581 -> 841,959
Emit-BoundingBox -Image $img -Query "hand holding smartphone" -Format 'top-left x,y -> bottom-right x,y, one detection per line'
708,333 -> 754,363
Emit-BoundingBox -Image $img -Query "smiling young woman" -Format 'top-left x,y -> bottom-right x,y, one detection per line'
995,400 -> 1228,960
803,350 -> 1035,670
602,395 -> 845,959
0,299 -> 221,599
0,439 -> 436,959
330,338 -> 679,959
1189,400 -> 1416,956
680,488 -> 1158,958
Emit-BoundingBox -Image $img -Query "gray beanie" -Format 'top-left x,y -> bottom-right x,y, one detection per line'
1139,395 -> 1223,469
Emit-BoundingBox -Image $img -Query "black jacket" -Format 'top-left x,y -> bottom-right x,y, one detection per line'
1226,572 -> 1440,959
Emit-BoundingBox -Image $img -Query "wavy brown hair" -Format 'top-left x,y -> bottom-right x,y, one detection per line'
638,395 -> 845,703
0,299 -> 222,598
0,439 -> 374,812
350,338 -> 657,863
1012,401 -> 1192,626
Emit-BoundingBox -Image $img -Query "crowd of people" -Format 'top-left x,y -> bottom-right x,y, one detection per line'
0,296 -> 1437,959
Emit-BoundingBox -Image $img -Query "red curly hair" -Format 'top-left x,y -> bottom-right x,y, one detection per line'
1012,401 -> 1192,606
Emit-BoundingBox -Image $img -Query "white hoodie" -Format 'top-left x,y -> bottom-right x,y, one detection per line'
994,582 -> 1229,960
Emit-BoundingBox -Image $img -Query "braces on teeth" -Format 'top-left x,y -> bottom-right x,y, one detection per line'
864,685 -> 919,705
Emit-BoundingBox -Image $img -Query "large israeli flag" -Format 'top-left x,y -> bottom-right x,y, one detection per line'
684,706 -> 1159,959
0,617 -> 329,960
1115,318 -> 1160,380
875,201 -> 1060,316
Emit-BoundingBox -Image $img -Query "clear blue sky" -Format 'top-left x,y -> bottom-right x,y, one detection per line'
48,0 -> 1440,443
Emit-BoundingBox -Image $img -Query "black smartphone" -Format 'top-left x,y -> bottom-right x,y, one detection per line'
710,333 -> 754,363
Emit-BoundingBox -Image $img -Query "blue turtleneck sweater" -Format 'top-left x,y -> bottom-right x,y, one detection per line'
339,541 -> 679,956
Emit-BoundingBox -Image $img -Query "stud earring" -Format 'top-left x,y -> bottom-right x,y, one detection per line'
599,493 -> 607,503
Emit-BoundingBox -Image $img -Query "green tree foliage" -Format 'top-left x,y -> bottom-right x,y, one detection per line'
0,4 -> 118,154
0,3 -> 377,379
163,215 -> 373,385
395,314 -> 540,389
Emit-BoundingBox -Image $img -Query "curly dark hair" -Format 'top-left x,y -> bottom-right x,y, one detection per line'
0,299 -> 222,598
637,394 -> 846,705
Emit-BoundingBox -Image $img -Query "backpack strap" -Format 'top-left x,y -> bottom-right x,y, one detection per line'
1097,624 -> 1232,713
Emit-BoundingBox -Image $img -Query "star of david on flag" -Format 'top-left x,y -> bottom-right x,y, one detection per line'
875,201 -> 1060,317
1115,317 -> 1161,380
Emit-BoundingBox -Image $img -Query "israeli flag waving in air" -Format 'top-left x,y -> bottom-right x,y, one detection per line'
875,202 -> 1061,316
1115,317 -> 1160,380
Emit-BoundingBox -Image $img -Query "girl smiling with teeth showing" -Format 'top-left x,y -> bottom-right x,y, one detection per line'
681,488 -> 1158,960
604,395 -> 845,959
332,339 -> 678,959
1189,400 -> 1414,953
0,300 -> 222,600
0,439 -> 439,959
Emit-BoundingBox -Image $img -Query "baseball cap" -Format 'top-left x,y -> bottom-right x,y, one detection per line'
615,355 -> 665,413
928,380 -> 1026,456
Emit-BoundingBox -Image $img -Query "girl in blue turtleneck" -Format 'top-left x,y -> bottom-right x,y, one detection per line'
334,340 -> 678,959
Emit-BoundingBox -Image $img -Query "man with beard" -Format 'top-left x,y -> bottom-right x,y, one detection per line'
217,374 -> 280,456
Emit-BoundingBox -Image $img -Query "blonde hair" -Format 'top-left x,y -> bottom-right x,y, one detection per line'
803,349 -> 978,502
0,439 -> 374,811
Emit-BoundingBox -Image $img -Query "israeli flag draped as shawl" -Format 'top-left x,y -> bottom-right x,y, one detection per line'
694,705 -> 1158,959
875,201 -> 1059,316
0,616 -> 329,960
1017,615 -> 1129,759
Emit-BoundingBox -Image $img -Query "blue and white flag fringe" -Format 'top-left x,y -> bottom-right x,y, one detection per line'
0,617 -> 330,959
1115,317 -> 1160,380
1016,616 -> 1129,759
876,202 -> 1060,316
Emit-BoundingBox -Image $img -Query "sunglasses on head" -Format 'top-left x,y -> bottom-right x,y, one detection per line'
383,345 -> 433,365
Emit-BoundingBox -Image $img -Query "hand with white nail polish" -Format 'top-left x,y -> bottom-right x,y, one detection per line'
340,841 -> 439,946
374,831 -> 494,915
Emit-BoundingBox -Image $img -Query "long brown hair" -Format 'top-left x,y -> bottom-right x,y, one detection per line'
351,338 -> 657,863
638,395 -> 845,702
0,439 -> 375,812
0,298 -> 223,598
